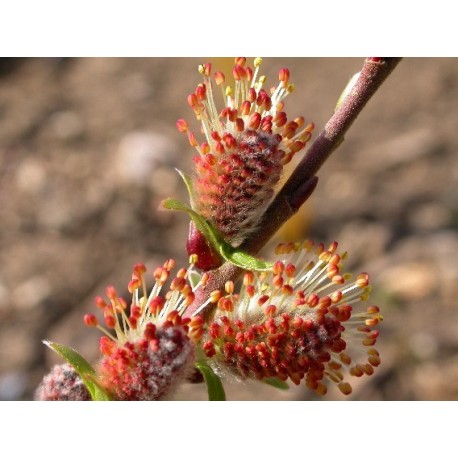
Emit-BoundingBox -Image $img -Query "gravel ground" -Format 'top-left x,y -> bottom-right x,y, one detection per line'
0,57 -> 457,401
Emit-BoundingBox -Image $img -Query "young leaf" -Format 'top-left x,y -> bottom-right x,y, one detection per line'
43,340 -> 111,401
162,198 -> 273,271
175,169 -> 198,210
220,245 -> 274,271
195,360 -> 226,401
263,377 -> 290,390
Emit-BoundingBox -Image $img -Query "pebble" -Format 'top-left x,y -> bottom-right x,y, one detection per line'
115,131 -> 178,186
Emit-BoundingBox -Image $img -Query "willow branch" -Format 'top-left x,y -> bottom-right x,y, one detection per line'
186,57 -> 402,319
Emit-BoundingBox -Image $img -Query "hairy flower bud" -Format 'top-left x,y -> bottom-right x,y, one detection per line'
99,324 -> 195,401
35,363 -> 91,401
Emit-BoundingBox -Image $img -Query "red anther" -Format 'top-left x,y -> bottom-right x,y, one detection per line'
283,121 -> 299,139
258,294 -> 269,306
129,316 -> 138,329
305,122 -> 315,132
128,278 -> 141,294
256,89 -> 268,106
330,290 -> 343,303
273,261 -> 285,275
219,106 -> 231,120
163,259 -> 175,271
214,71 -> 225,85
282,284 -> 294,296
279,68 -> 290,85
176,118 -> 189,133
273,274 -> 284,289
211,131 -> 221,142
240,100 -> 251,116
130,305 -> 142,319
318,296 -> 332,309
243,271 -> 254,285
200,142 -> 210,154
246,285 -> 255,297
99,336 -> 115,356
263,96 -> 272,111
367,305 -> 380,314
289,141 -> 305,154
228,108 -> 238,122
204,154 -> 217,166
149,296 -> 164,314
235,118 -> 245,132
284,263 -> 296,278
331,274 -> 344,284
273,111 -> 287,127
218,297 -> 234,312
245,66 -> 253,81
84,314 -> 98,327
356,273 -> 370,287
368,355 -> 381,367
196,83 -> 207,101
188,131 -> 198,147
166,310 -> 180,326
248,112 -> 261,129
171,276 -> 186,292
202,63 -> 211,76
225,280 -> 235,294
234,57 -> 247,67
294,116 -> 305,128
187,93 -> 198,108
105,286 -> 117,300
95,295 -> 108,309
260,116 -> 273,129
350,365 -> 364,377
248,87 -> 257,102
215,141 -> 225,155
133,263 -> 146,275
143,322 -> 157,340
176,268 -> 187,279
338,382 -> 352,395
104,314 -> 116,329
233,65 -> 246,81
203,341 -> 216,358
306,294 -> 319,307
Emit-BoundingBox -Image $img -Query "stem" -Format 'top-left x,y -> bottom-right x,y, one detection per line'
185,57 -> 402,319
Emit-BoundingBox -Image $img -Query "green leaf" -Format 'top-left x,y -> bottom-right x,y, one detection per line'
195,360 -> 226,401
175,169 -> 198,210
220,245 -> 274,271
161,198 -> 273,271
43,340 -> 111,401
263,377 -> 290,390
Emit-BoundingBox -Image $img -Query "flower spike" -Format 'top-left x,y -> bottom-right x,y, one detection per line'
83,259 -> 206,400
178,57 -> 314,245
190,240 -> 382,396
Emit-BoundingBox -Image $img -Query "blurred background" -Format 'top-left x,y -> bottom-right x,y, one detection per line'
0,57 -> 457,401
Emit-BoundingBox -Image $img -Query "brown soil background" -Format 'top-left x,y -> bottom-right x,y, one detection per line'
0,57 -> 457,401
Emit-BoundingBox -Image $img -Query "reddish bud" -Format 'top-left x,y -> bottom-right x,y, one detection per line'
186,222 -> 222,271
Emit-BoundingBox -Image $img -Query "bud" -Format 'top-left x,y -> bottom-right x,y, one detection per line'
35,363 -> 91,401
